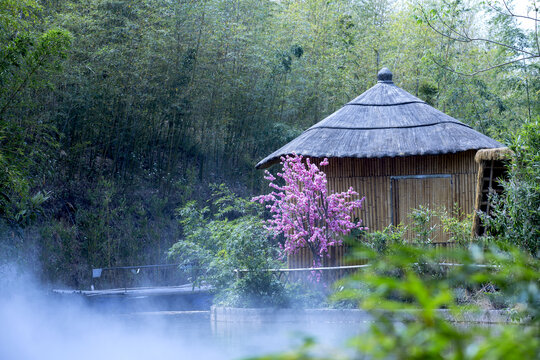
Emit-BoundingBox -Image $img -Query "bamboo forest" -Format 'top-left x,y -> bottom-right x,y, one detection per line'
0,0 -> 538,359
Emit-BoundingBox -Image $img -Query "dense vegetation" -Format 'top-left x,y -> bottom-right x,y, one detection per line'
0,0 -> 538,287
249,242 -> 539,359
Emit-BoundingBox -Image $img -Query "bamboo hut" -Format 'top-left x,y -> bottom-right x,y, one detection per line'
256,68 -> 504,268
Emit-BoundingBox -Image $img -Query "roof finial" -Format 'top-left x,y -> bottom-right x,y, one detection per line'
377,67 -> 393,83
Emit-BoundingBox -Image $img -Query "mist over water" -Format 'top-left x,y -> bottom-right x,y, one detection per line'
0,266 -> 361,360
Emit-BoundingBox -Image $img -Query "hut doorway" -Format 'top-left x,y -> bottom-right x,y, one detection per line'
391,175 -> 453,243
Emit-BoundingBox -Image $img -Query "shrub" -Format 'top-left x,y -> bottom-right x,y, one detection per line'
438,207 -> 473,246
168,184 -> 287,307
408,205 -> 437,244
481,120 -> 540,256
363,206 -> 472,251
333,242 -> 540,359
362,224 -> 406,254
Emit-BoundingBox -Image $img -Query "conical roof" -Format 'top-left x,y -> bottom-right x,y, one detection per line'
256,68 -> 503,168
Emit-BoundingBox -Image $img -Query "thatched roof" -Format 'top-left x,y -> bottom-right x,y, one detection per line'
256,68 -> 503,169
475,147 -> 512,163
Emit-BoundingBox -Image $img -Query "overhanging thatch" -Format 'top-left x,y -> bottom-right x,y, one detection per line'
257,68 -> 503,168
475,147 -> 513,163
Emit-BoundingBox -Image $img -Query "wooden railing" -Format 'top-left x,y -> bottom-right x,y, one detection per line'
91,263 -> 189,290
235,262 -> 498,284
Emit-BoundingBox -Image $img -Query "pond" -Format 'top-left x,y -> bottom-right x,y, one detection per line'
0,292 -> 369,360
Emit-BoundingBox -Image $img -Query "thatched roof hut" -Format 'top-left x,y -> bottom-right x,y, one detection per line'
257,68 -> 501,168
257,68 -> 503,268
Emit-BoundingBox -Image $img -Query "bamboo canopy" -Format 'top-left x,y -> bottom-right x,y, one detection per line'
257,68 -> 503,168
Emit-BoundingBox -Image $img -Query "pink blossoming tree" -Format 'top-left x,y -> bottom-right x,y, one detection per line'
252,154 -> 365,267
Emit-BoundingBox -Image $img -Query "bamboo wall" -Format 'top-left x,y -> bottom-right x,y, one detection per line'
289,150 -> 479,268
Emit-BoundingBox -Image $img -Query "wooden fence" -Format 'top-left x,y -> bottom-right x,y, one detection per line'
235,261 -> 497,285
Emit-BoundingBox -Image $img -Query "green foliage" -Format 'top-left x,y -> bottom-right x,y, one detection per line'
14,191 -> 50,226
482,120 -> 540,256
283,281 -> 330,309
438,207 -> 473,246
256,242 -> 539,359
39,179 -> 180,288
168,184 -> 287,307
418,81 -> 438,106
335,242 -> 539,359
0,0 -> 71,226
0,0 -> 537,288
408,205 -> 437,244
362,224 -> 406,254
365,206 -> 472,249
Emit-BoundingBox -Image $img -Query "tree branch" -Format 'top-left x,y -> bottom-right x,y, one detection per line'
485,2 -> 538,22
431,55 -> 538,76
499,0 -> 539,22
485,1 -> 540,59
421,4 -> 539,57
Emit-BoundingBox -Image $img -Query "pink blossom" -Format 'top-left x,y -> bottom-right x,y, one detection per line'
252,154 -> 365,267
